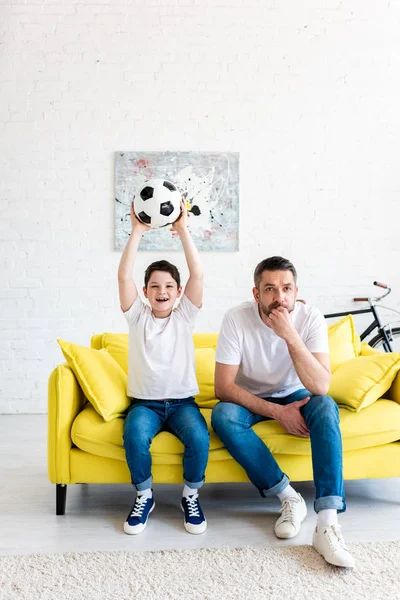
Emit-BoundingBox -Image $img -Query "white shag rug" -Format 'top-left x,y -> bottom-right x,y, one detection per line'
1,542 -> 399,600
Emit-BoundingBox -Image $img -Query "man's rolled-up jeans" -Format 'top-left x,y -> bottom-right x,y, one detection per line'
211,388 -> 345,513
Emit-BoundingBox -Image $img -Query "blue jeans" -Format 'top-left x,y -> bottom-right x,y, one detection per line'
211,389 -> 345,513
123,397 -> 210,491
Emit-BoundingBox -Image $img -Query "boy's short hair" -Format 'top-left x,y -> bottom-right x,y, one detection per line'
144,260 -> 181,288
254,256 -> 298,288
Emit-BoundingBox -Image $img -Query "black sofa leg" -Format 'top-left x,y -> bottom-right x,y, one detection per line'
56,484 -> 67,515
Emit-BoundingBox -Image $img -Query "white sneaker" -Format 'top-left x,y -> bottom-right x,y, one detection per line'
274,493 -> 307,539
313,524 -> 355,568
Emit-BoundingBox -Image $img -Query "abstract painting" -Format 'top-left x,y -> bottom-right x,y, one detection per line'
115,151 -> 239,251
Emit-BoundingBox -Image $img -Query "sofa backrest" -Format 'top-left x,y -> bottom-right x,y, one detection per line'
91,332 -> 218,351
90,332 -> 218,408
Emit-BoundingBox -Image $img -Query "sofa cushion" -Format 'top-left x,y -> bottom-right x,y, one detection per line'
72,405 -> 217,464
328,352 -> 400,412
328,314 -> 360,373
58,340 -> 130,422
95,332 -> 217,408
92,332 -> 218,352
100,333 -> 128,372
193,347 -> 216,408
360,342 -> 383,357
71,399 -> 400,462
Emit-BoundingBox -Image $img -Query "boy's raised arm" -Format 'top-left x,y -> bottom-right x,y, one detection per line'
118,203 -> 150,313
173,199 -> 204,308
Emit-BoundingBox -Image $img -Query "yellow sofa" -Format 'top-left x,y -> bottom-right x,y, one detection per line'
48,328 -> 400,515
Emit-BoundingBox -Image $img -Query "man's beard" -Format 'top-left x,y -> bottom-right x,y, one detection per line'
259,299 -> 295,318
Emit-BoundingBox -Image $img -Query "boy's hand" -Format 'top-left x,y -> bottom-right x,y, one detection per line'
172,198 -> 189,233
130,202 -> 151,235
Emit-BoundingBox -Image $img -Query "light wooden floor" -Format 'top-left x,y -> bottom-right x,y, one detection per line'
1,415 -> 400,557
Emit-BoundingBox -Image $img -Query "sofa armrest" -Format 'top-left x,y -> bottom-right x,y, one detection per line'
388,371 -> 400,405
48,363 -> 85,484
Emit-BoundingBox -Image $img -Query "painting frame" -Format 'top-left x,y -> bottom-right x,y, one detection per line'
115,151 -> 239,252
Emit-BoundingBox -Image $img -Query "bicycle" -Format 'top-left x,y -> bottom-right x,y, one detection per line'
324,281 -> 400,352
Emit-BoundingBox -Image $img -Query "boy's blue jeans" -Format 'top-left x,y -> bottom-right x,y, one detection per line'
123,396 -> 210,491
211,389 -> 346,513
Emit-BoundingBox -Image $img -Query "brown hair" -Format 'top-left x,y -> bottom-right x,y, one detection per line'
254,256 -> 297,288
144,260 -> 181,288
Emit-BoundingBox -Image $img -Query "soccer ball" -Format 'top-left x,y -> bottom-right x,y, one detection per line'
133,178 -> 182,229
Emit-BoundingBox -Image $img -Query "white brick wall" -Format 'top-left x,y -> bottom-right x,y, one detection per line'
1,0 -> 400,413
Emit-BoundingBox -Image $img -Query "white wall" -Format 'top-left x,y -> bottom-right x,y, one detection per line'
1,0 -> 399,413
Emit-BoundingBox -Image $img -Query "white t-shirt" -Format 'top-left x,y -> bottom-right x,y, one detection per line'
215,300 -> 329,398
123,294 -> 200,400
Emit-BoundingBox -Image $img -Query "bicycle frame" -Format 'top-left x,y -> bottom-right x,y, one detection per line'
324,306 -> 393,351
324,284 -> 400,352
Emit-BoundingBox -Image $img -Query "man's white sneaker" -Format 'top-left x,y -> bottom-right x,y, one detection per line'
274,493 -> 307,539
313,524 -> 355,568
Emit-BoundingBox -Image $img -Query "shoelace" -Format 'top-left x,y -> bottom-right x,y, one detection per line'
130,495 -> 150,518
279,498 -> 299,522
324,525 -> 349,552
185,495 -> 200,518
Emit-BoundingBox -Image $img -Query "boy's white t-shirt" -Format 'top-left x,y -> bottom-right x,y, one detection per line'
215,300 -> 329,398
123,293 -> 200,400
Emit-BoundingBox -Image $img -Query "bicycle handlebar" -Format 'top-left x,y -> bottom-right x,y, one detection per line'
353,282 -> 391,304
374,281 -> 388,289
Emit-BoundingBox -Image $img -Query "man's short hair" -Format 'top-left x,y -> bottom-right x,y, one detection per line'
254,256 -> 298,288
144,260 -> 181,288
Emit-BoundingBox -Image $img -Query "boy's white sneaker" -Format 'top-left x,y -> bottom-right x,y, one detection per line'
274,493 -> 307,539
313,524 -> 355,568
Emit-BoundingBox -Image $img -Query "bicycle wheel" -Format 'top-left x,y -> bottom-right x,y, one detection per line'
369,327 -> 400,352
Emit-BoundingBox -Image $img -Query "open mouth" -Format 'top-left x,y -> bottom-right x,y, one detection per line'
156,298 -> 168,303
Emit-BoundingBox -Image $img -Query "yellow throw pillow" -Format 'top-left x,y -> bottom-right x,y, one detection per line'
328,314 -> 361,373
388,372 -> 400,405
195,347 -> 216,408
360,341 -> 382,357
328,352 -> 400,412
101,333 -> 129,374
58,339 -> 130,422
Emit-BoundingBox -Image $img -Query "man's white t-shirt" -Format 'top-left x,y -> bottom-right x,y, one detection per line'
123,294 -> 200,400
215,300 -> 329,398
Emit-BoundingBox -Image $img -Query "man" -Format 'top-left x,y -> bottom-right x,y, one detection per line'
211,256 -> 355,568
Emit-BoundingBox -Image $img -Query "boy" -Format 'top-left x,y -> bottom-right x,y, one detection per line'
118,199 -> 209,535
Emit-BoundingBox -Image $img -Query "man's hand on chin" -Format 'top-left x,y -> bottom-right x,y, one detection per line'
265,306 -> 296,342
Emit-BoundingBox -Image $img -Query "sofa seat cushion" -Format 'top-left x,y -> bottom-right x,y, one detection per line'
71,405 -> 217,465
252,399 -> 400,455
71,399 -> 400,463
